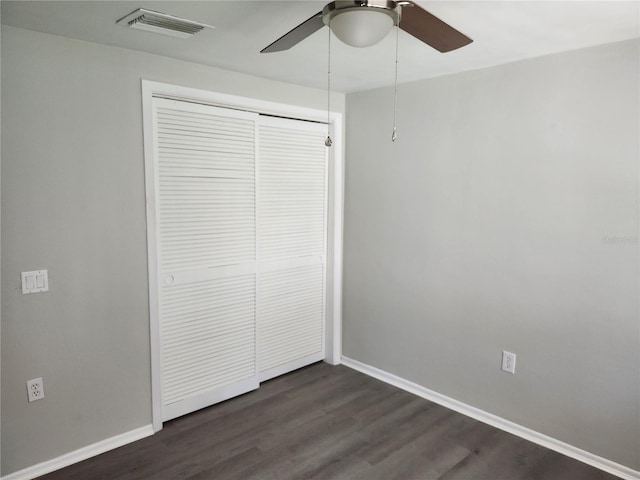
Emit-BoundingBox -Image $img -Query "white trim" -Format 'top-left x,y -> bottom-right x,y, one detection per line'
322,119 -> 330,365
254,105 -> 262,387
327,114 -> 344,365
1,425 -> 154,480
141,81 -> 163,433
141,80 -> 344,430
341,356 -> 639,480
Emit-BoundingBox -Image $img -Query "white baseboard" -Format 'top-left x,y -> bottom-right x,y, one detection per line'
341,356 -> 639,480
1,425 -> 154,480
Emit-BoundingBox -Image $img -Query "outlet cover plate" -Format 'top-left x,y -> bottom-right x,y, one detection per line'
502,351 -> 516,374
27,377 -> 45,402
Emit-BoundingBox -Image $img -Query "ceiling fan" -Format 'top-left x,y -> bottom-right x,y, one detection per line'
261,0 -> 472,53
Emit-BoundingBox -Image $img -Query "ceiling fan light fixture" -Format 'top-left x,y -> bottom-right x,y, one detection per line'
260,0 -> 472,54
329,9 -> 395,48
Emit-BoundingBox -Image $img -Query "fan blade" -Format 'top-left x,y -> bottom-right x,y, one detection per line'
261,11 -> 325,53
399,3 -> 472,53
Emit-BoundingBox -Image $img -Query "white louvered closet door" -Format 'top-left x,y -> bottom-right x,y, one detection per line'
153,98 -> 259,421
257,116 -> 328,381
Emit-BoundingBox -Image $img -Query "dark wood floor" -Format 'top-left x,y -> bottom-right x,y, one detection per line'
41,362 -> 616,480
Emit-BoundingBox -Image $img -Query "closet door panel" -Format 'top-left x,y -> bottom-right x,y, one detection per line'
257,117 -> 328,381
154,98 -> 259,421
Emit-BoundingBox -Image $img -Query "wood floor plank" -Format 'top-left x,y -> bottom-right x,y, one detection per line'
353,403 -> 453,465
39,363 -> 619,480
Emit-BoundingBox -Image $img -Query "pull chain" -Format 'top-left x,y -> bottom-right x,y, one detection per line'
325,21 -> 333,147
392,23 -> 399,142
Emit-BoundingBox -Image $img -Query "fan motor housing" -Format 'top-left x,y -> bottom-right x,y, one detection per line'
322,1 -> 403,26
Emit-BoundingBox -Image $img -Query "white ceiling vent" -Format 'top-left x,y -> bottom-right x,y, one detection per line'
116,8 -> 214,39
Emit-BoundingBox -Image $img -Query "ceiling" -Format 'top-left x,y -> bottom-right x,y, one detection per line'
2,1 -> 639,93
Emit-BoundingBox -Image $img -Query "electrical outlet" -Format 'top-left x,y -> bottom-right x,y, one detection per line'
27,377 -> 45,402
501,351 -> 516,374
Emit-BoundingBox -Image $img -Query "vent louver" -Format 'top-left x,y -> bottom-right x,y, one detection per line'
116,8 -> 213,39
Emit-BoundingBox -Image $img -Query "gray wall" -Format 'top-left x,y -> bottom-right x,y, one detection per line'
344,39 -> 639,470
0,14 -> 3,474
0,26 -> 344,475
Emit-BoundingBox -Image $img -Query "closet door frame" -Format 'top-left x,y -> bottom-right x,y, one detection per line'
142,80 -> 344,433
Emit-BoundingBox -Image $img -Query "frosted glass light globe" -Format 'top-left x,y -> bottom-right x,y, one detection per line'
330,9 -> 395,48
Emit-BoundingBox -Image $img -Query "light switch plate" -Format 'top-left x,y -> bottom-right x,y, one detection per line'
21,270 -> 49,294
